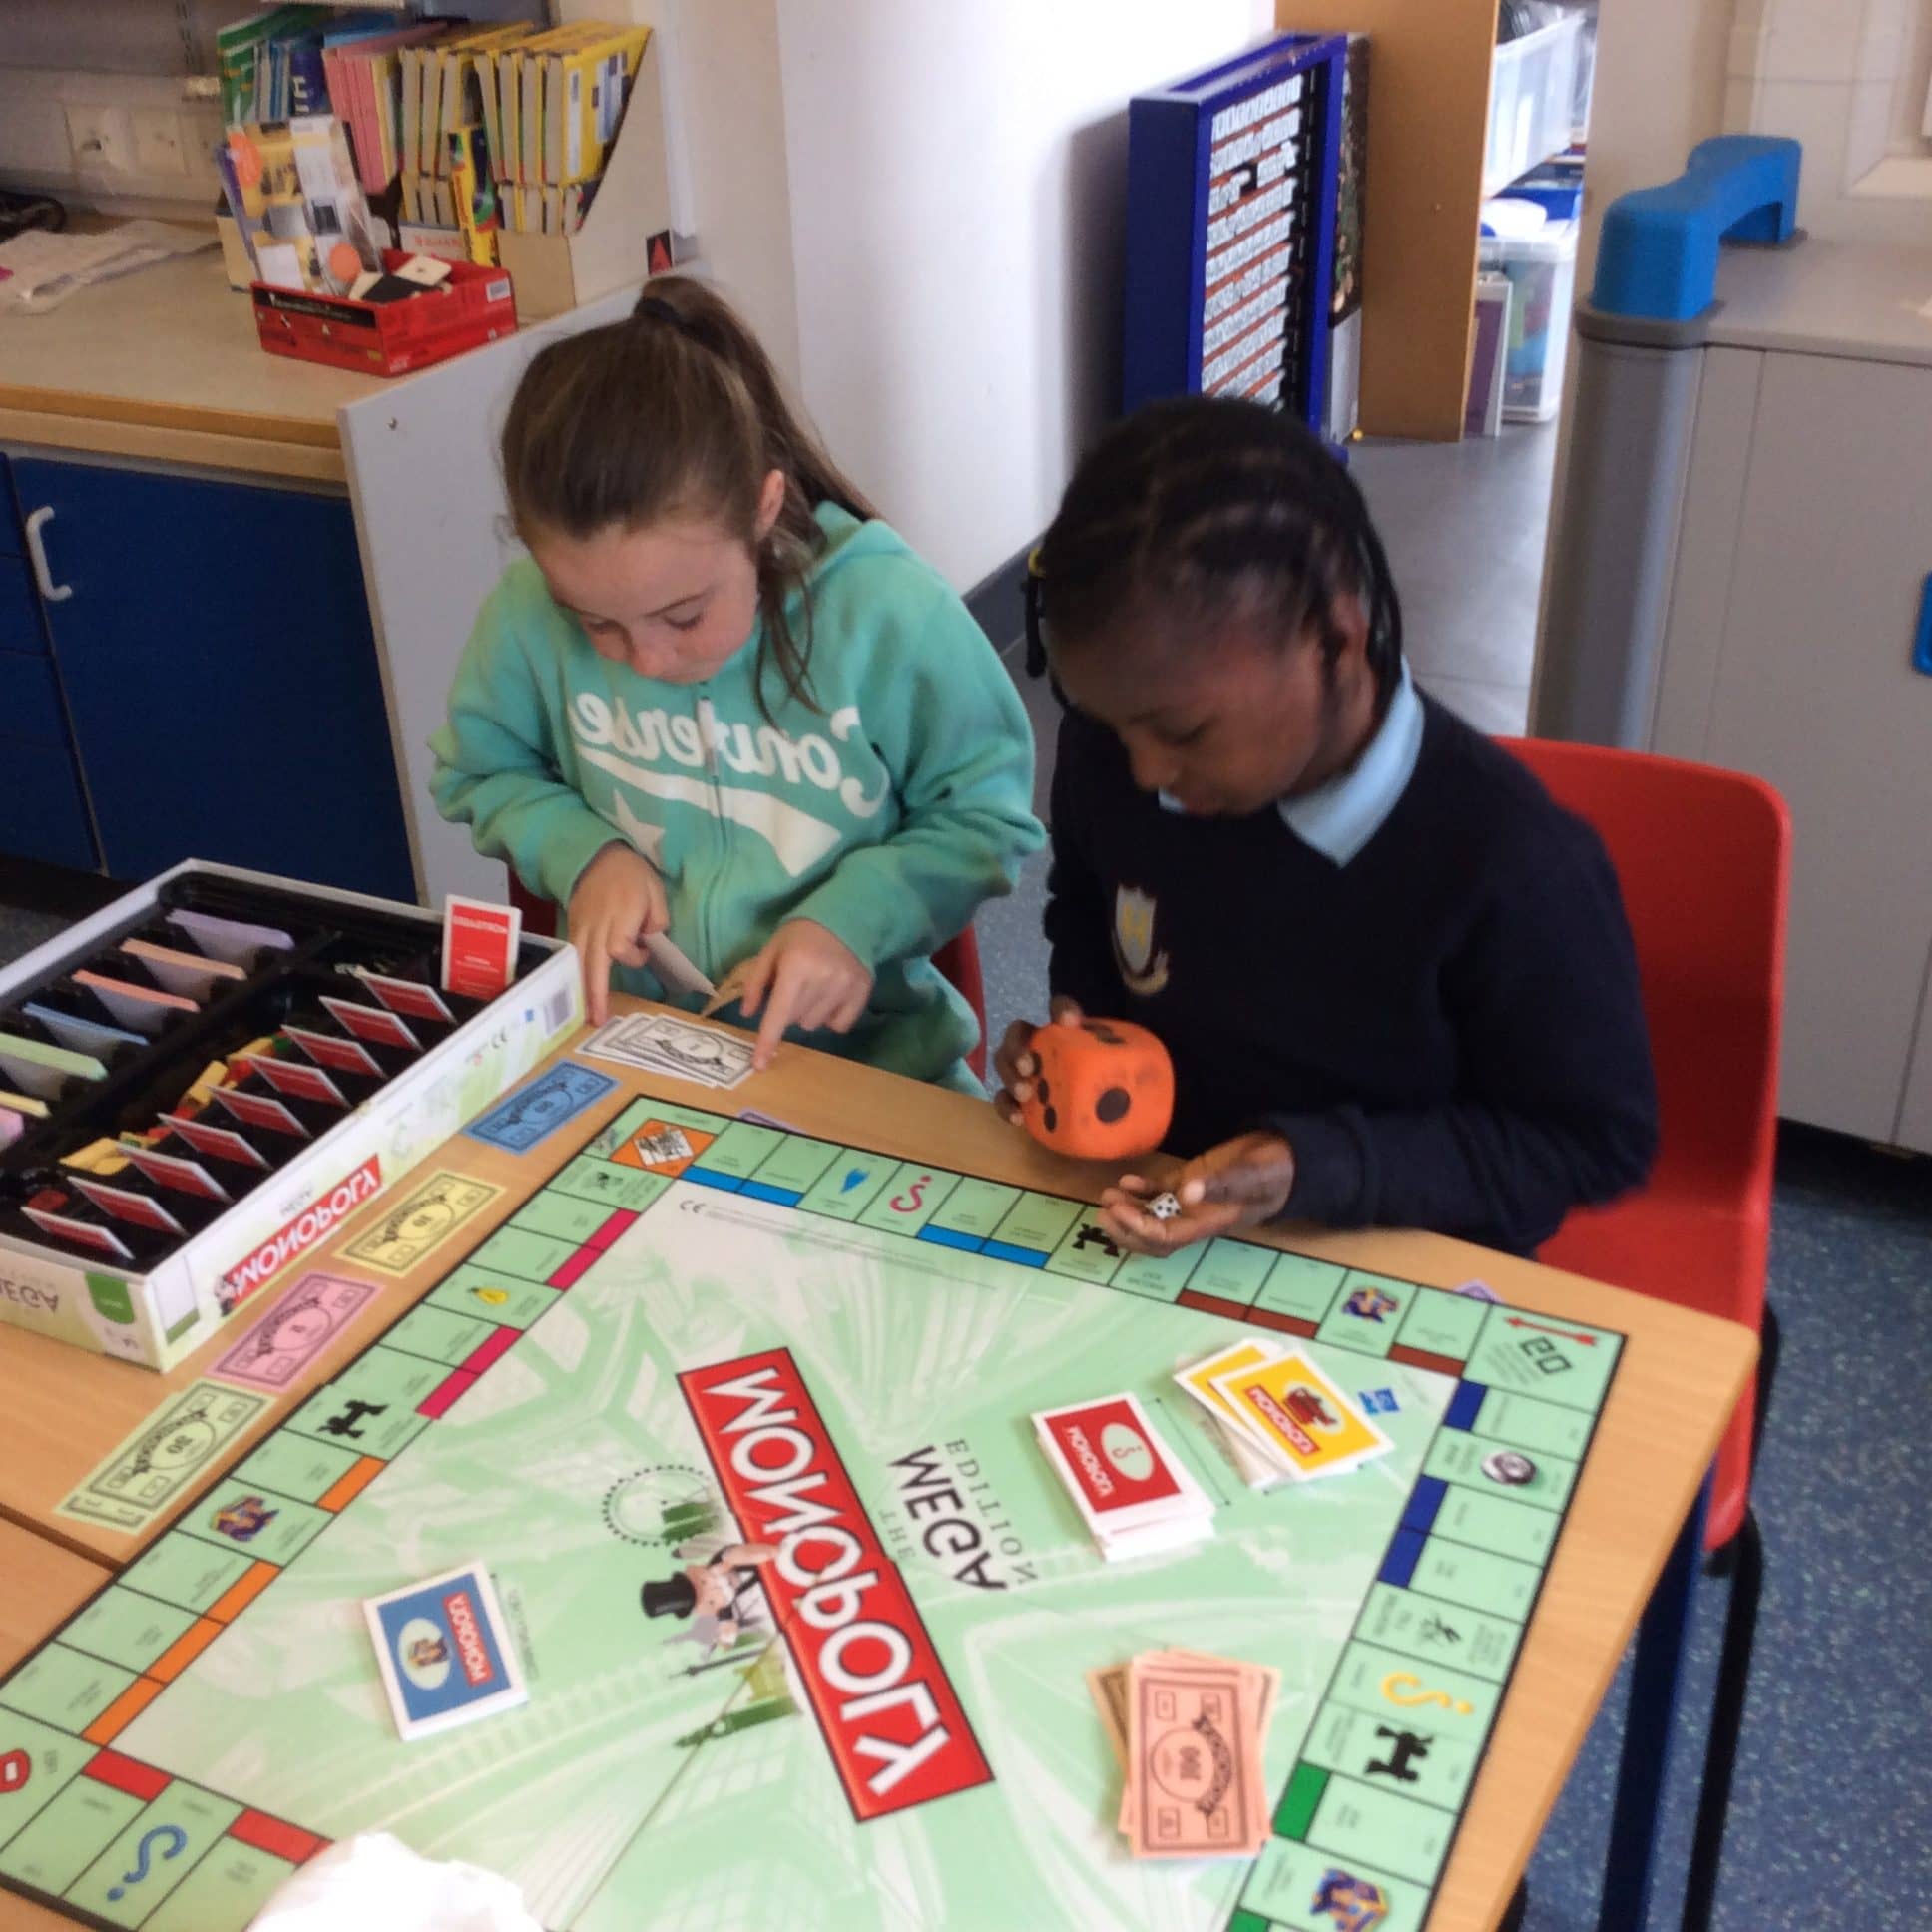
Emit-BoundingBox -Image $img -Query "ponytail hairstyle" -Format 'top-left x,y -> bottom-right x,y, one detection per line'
1027,396 -> 1401,699
500,276 -> 879,720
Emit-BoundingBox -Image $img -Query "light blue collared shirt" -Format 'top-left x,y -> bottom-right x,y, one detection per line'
1161,661 -> 1423,866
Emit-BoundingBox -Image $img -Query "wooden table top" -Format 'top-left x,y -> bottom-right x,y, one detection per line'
0,234 -> 382,484
0,997 -> 1757,1931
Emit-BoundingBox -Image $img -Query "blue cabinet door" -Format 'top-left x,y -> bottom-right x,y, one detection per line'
11,458 -> 415,901
0,456 -> 100,869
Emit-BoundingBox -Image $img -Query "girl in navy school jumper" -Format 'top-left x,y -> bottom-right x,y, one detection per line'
994,397 -> 1658,1258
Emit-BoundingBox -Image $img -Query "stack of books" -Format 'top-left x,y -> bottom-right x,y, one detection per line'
213,10 -> 652,257
487,22 -> 651,237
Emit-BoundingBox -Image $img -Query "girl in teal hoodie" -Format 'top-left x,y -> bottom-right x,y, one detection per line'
430,279 -> 1043,1090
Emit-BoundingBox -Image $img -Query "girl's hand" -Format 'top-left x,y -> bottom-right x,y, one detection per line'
568,843 -> 670,1025
732,920 -> 873,1070
1098,1131 -> 1296,1256
993,996 -> 1084,1122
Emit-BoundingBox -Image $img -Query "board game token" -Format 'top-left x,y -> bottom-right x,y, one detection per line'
1481,1449 -> 1537,1486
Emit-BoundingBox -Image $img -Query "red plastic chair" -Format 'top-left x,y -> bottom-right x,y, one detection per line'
1502,737 -> 1788,1932
503,869 -> 990,1081
1502,739 -> 1787,1549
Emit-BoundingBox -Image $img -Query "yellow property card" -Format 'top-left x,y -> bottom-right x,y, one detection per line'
1174,1338 -> 1288,1489
1209,1349 -> 1392,1481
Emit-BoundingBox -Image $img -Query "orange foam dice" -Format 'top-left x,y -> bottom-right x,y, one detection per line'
1019,1018 -> 1174,1162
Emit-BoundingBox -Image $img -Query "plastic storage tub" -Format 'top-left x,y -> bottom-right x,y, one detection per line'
1484,13 -> 1583,199
1477,217 -> 1578,422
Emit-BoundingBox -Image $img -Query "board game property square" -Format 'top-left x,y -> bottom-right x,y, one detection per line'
0,1091 -> 1624,1931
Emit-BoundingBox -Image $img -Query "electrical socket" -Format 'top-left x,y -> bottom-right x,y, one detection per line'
131,108 -> 187,176
65,104 -> 136,174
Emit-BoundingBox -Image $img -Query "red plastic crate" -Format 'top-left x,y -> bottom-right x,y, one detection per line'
250,250 -> 518,377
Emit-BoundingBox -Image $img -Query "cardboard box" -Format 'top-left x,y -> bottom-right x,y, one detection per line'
494,34 -> 672,321
0,860 -> 580,1370
251,249 -> 517,377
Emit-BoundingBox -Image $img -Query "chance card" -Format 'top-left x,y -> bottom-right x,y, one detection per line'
1209,1350 -> 1392,1480
364,1561 -> 527,1740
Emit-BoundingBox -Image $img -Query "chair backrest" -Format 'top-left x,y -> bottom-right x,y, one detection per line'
1501,739 -> 1789,1017
1501,738 -> 1790,1183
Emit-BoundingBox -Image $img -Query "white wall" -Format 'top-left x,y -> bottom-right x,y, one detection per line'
1576,0 -> 1733,290
1723,0 -> 1932,245
773,0 -> 1275,591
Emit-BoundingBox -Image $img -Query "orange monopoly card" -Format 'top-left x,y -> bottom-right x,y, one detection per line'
1209,1350 -> 1392,1481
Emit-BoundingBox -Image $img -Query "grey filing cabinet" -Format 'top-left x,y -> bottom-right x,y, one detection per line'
1536,137 -> 1932,1152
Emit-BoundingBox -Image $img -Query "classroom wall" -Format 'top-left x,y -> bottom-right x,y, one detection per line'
628,0 -> 804,391
1574,0 -> 1732,289
1723,0 -> 1932,245
771,0 -> 1275,592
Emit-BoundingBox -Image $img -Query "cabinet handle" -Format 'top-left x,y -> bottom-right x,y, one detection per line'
23,506 -> 72,603
1916,574 -> 1932,678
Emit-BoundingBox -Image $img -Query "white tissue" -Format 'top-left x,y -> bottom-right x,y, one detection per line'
253,1833 -> 542,1932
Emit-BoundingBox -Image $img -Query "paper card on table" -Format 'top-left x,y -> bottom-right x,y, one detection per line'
464,1060 -> 617,1154
1032,1392 -> 1205,1529
283,1024 -> 384,1078
1174,1338 -> 1289,1488
364,1560 -> 528,1740
167,906 -> 295,967
1126,1653 -> 1266,1857
352,968 -> 454,1024
1209,1349 -> 1392,1480
1088,1663 -> 1130,1770
0,1086 -> 49,1118
74,969 -> 198,1031
236,1052 -> 347,1106
442,895 -> 520,1000
581,1012 -> 753,1089
209,1083 -> 309,1139
69,1175 -> 188,1236
122,937 -> 247,1001
56,1379 -> 270,1533
120,1142 -> 233,1203
160,1111 -> 270,1171
22,1002 -> 145,1056
22,1204 -> 134,1259
321,994 -> 421,1052
209,1271 -> 378,1392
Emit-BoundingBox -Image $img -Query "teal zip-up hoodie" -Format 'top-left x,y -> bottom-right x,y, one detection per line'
430,505 -> 1043,1087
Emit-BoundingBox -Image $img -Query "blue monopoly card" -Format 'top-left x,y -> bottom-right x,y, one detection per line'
464,1061 -> 619,1154
364,1561 -> 528,1740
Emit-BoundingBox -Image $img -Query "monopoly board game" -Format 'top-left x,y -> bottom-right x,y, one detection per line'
0,1080 -> 1624,1932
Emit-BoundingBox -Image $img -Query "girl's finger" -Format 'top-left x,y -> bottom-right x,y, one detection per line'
733,947 -> 778,1019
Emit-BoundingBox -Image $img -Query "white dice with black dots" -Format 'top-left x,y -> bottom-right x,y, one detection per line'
1147,1192 -> 1183,1222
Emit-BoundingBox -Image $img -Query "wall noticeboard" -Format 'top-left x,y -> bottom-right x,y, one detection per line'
1122,32 -> 1347,432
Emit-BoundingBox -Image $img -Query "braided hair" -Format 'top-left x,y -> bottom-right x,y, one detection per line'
1028,397 -> 1401,697
500,276 -> 879,723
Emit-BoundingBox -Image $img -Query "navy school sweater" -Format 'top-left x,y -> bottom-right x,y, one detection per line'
1043,693 -> 1659,1255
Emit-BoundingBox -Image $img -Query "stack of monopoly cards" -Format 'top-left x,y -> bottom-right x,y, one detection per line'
1090,1648 -> 1278,1860
1032,1392 -> 1214,1561
364,1561 -> 529,1741
1174,1341 -> 1393,1489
